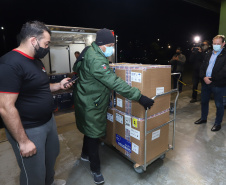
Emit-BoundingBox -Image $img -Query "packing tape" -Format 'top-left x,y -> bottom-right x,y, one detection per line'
115,108 -> 170,122
110,64 -> 171,71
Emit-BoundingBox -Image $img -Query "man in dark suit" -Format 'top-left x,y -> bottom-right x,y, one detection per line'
194,35 -> 226,132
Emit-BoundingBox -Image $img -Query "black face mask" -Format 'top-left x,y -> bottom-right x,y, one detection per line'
176,52 -> 181,55
34,40 -> 50,59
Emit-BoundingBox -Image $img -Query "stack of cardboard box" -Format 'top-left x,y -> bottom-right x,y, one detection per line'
103,63 -> 171,166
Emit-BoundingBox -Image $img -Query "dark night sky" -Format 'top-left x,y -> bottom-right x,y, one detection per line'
0,0 -> 220,62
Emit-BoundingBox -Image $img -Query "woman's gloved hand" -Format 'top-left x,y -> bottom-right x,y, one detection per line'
139,95 -> 154,110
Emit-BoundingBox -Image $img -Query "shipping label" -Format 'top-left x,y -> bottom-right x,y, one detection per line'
116,134 -> 131,153
107,112 -> 113,123
130,128 -> 140,140
131,72 -> 142,83
152,129 -> 161,140
117,98 -> 123,108
156,87 -> 164,95
132,118 -> 138,128
125,129 -> 131,141
125,115 -> 131,141
132,142 -> 139,154
124,115 -> 131,130
116,113 -> 123,124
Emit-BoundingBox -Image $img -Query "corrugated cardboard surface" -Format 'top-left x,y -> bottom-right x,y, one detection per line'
116,93 -> 170,118
115,109 -> 169,165
110,64 -> 171,118
109,64 -> 171,165
102,108 -> 116,147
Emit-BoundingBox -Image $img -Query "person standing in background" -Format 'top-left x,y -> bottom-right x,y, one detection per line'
170,47 -> 186,92
74,51 -> 80,60
189,40 -> 210,103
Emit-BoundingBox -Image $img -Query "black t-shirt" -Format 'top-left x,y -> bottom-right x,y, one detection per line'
0,49 -> 53,128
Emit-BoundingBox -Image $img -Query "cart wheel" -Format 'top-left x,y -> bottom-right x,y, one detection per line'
159,154 -> 165,160
133,164 -> 144,174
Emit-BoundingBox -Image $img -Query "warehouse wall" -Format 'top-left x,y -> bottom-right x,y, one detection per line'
219,0 -> 226,36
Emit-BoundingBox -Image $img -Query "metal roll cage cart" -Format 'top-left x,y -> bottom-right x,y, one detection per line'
133,73 -> 180,173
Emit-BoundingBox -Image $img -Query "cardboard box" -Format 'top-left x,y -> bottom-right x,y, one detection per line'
115,93 -> 170,118
110,64 -> 171,118
115,109 -> 169,166
102,108 -> 116,147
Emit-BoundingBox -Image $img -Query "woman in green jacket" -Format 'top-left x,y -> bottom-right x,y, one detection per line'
73,28 -> 154,184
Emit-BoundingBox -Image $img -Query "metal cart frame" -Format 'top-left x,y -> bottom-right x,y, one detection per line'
133,73 -> 180,173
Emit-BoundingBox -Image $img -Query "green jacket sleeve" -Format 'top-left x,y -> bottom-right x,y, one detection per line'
73,60 -> 81,73
89,56 -> 141,101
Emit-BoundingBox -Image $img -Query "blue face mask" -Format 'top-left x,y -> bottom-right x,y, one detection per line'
102,45 -> 114,57
213,45 -> 222,52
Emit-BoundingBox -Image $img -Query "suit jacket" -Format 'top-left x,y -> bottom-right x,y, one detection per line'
200,48 -> 226,87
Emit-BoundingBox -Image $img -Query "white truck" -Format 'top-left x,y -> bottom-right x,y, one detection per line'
41,25 -> 116,75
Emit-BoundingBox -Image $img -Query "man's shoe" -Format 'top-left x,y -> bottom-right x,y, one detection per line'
51,179 -> 66,185
91,172 -> 105,184
190,99 -> 197,103
211,125 -> 221,131
81,153 -> 90,162
194,118 -> 207,124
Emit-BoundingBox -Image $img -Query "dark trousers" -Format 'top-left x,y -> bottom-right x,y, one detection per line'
6,115 -> 59,185
173,74 -> 183,92
192,74 -> 200,99
201,83 -> 226,125
82,135 -> 100,173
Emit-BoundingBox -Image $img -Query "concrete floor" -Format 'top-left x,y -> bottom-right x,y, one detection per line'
1,78 -> 226,185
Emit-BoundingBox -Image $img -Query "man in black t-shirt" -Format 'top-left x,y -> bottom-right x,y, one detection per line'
0,21 -> 72,185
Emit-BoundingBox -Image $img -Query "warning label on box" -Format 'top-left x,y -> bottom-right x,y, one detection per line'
131,72 -> 142,83
132,118 -> 138,128
116,113 -> 123,124
116,134 -> 131,153
107,113 -> 113,122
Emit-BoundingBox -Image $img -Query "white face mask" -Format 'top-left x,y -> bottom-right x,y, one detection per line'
102,45 -> 114,57
213,45 -> 222,52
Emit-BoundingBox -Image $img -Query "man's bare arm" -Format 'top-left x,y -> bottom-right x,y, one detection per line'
50,78 -> 73,92
0,93 -> 36,157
